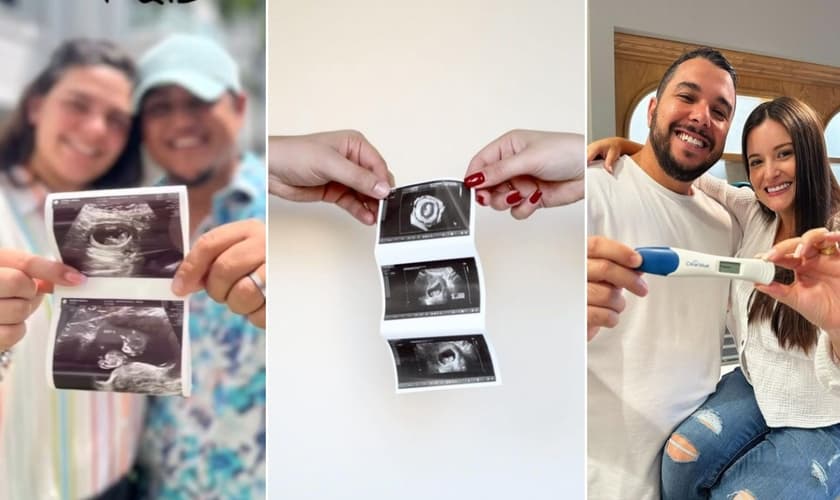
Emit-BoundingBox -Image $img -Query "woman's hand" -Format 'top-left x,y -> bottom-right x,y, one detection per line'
586,137 -> 642,173
0,249 -> 86,350
758,228 -> 840,357
463,130 -> 584,220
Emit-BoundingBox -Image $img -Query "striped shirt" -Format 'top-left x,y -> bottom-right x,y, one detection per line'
0,172 -> 145,500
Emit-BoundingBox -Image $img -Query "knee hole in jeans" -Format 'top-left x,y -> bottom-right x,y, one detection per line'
665,433 -> 699,463
728,489 -> 756,500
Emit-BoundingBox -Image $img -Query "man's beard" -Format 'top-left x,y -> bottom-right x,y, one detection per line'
649,109 -> 721,182
164,166 -> 216,187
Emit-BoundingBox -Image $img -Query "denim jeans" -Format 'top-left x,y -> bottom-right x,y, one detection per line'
661,368 -> 840,500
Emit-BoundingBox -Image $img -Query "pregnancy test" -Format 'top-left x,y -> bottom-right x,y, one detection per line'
634,246 -> 794,285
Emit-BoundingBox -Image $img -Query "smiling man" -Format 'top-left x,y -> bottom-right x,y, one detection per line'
586,48 -> 740,499
132,34 -> 266,498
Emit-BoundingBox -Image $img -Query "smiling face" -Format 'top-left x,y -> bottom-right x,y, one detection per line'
746,118 -> 797,219
648,57 -> 736,182
140,85 -> 245,185
27,65 -> 133,190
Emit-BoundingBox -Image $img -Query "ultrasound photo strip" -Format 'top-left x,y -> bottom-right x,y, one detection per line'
374,179 -> 499,393
388,334 -> 496,391
49,298 -> 187,396
378,180 -> 471,244
49,189 -> 185,279
45,186 -> 191,396
382,257 -> 481,320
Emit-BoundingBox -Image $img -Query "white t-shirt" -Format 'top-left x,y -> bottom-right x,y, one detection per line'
587,156 -> 738,500
696,175 -> 840,427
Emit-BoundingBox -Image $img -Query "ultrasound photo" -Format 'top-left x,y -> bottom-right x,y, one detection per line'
382,258 -> 480,320
379,180 -> 471,243
52,298 -> 184,395
51,192 -> 183,278
388,334 -> 496,389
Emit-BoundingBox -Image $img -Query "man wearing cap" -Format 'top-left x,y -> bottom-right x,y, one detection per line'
131,34 -> 266,498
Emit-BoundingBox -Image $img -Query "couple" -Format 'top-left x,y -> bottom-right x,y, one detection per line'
588,48 -> 840,499
0,35 -> 266,499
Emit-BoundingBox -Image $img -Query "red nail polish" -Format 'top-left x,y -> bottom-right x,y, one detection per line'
476,194 -> 486,206
464,172 -> 485,188
529,190 -> 542,204
506,191 -> 523,205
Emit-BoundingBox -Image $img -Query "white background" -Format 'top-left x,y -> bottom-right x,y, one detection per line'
267,1 -> 584,498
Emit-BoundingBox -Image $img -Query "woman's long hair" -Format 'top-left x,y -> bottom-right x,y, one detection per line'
0,38 -> 141,189
742,96 -> 840,352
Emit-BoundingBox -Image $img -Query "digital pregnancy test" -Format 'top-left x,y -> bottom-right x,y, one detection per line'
634,246 -> 794,285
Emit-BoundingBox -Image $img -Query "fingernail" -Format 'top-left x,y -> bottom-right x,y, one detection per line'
476,194 -> 486,206
464,173 -> 485,188
529,190 -> 542,204
793,243 -> 804,259
171,276 -> 185,296
373,182 -> 390,199
64,271 -> 86,285
506,191 -> 523,205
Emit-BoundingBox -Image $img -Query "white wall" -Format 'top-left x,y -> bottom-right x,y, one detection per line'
266,1 -> 584,499
589,0 -> 840,140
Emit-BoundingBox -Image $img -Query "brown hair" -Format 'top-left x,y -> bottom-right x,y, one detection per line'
742,96 -> 840,352
0,38 -> 141,189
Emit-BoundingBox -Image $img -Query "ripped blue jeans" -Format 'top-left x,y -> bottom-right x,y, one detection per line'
661,368 -> 840,499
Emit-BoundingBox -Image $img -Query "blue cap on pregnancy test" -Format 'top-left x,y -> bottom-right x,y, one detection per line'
634,247 -> 679,275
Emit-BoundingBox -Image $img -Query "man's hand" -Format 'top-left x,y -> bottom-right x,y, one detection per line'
172,219 -> 266,328
587,236 -> 647,340
269,130 -> 395,225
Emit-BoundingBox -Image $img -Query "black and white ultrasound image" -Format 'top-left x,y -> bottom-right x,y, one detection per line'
52,298 -> 183,395
382,258 -> 480,320
379,181 -> 470,243
389,334 -> 495,389
52,193 -> 183,278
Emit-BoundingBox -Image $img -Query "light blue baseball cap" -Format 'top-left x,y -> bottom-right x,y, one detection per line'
133,34 -> 241,108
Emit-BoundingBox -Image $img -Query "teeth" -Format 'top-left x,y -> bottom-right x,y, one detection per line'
67,138 -> 98,157
767,182 -> 791,193
172,136 -> 201,149
677,132 -> 706,148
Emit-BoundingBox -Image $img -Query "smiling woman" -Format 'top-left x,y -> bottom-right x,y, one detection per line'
0,39 -> 141,191
0,38 -> 147,500
27,66 -> 134,190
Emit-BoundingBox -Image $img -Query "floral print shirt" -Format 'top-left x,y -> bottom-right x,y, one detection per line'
139,154 -> 266,499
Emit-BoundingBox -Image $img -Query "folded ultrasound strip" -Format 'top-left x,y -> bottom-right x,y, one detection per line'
375,179 -> 499,393
44,186 -> 191,397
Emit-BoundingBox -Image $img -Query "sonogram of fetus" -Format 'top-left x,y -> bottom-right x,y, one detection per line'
414,267 -> 464,306
409,195 -> 445,231
416,340 -> 478,373
62,203 -> 154,276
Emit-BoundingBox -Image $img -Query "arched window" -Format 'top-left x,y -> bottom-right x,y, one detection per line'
824,111 -> 840,180
627,91 -> 767,181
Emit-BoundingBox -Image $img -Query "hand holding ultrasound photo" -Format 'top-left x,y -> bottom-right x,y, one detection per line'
44,186 -> 191,396
375,179 -> 499,392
